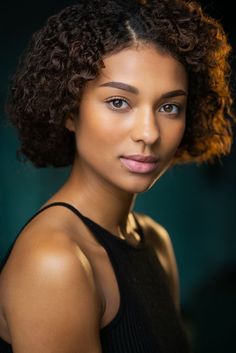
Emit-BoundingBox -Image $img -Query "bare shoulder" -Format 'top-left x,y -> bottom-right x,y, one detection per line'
135,213 -> 180,311
0,203 -> 98,277
0,205 -> 88,288
135,213 -> 171,249
0,210 -> 103,352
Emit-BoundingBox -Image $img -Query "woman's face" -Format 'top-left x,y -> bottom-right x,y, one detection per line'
67,44 -> 188,193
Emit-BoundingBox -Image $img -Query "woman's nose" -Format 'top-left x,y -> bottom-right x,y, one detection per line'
131,108 -> 160,145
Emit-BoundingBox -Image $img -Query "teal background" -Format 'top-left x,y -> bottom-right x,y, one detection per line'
1,1 -> 235,352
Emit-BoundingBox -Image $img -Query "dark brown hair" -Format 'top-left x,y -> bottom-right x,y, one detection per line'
6,0 -> 235,167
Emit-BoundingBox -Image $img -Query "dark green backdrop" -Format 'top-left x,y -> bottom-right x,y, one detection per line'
1,1 -> 235,352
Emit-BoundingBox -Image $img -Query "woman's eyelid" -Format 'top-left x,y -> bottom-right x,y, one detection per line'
159,102 -> 181,109
159,97 -> 186,106
105,95 -> 131,104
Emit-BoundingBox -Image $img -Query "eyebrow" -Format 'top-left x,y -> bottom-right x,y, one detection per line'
98,81 -> 187,98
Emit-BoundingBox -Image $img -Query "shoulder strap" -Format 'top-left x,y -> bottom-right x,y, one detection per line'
38,201 -> 85,219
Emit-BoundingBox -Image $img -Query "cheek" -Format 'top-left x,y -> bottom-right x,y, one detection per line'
175,121 -> 186,142
163,120 -> 186,149
78,104 -> 128,144
75,110 -> 122,151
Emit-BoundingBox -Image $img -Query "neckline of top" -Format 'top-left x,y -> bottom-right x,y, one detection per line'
81,210 -> 146,250
39,201 -> 146,251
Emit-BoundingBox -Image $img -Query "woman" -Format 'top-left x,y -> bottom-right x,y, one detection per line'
0,0 -> 234,352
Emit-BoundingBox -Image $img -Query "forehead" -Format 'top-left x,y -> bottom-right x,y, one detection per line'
92,44 -> 188,93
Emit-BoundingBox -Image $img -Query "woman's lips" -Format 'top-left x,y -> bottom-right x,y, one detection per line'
120,155 -> 159,174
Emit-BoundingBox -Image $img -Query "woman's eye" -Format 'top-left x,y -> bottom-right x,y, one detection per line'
159,103 -> 180,115
106,98 -> 129,111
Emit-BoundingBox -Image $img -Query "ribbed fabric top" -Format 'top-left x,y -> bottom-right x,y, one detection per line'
0,202 -> 191,353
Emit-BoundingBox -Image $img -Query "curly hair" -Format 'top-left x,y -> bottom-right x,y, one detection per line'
6,0 -> 235,167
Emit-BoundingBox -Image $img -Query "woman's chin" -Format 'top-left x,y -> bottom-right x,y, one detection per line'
118,176 -> 160,194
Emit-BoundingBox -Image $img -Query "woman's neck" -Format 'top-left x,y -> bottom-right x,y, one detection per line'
53,161 -> 137,237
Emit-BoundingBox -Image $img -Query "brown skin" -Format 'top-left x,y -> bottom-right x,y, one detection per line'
0,44 -> 187,352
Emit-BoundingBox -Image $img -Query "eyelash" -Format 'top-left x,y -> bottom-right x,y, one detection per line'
105,96 -> 182,115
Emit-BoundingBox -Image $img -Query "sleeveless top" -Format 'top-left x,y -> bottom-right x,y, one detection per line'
0,202 -> 191,353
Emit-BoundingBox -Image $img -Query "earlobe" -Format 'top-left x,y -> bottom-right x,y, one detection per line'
65,114 -> 76,132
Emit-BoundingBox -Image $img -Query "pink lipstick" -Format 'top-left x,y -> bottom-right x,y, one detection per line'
120,154 -> 159,174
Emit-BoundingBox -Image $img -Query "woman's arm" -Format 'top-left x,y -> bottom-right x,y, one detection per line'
2,232 -> 103,353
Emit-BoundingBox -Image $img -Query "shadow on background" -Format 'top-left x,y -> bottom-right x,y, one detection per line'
0,1 -> 236,352
185,263 -> 236,353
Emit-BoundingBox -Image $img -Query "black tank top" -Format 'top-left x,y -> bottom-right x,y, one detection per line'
0,202 -> 191,353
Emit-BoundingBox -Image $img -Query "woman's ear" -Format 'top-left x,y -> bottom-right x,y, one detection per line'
65,113 -> 76,132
